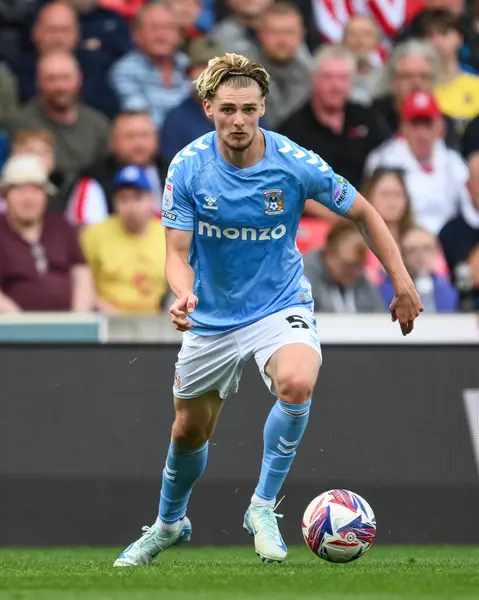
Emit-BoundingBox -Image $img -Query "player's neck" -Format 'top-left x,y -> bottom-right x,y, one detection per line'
218,130 -> 265,169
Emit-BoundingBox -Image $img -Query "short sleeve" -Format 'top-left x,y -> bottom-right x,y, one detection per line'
161,162 -> 195,230
304,150 -> 357,216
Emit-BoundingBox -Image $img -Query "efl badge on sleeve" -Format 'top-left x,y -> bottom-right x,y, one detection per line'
163,180 -> 174,210
264,189 -> 284,215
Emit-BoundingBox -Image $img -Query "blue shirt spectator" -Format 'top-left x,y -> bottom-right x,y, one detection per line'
380,226 -> 459,313
110,3 -> 190,130
14,2 -> 119,118
69,0 -> 132,63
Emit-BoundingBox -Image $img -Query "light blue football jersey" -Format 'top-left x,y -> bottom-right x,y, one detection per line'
161,128 -> 357,335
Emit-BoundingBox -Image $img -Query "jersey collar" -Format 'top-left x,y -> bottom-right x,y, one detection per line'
213,128 -> 272,177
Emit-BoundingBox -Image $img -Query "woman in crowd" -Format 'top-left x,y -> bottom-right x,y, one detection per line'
362,167 -> 414,283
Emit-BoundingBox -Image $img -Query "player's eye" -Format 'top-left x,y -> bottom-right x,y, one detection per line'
244,107 -> 256,113
222,107 -> 234,114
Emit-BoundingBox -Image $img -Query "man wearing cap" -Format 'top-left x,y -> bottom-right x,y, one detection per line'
0,154 -> 94,313
80,164 -> 168,314
364,90 -> 468,235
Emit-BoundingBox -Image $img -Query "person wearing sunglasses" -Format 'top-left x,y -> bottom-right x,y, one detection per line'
0,153 -> 94,313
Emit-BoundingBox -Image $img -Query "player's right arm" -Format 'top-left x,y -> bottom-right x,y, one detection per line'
161,160 -> 198,332
165,229 -> 197,331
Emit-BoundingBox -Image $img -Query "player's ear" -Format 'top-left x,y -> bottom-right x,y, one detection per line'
203,99 -> 214,120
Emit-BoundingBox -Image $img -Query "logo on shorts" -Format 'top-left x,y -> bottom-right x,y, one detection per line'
264,189 -> 284,215
174,370 -> 181,390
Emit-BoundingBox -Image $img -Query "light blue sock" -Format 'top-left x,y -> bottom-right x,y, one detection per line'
158,441 -> 208,523
254,399 -> 311,502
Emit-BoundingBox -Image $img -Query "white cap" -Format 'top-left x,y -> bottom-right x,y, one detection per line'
0,153 -> 56,195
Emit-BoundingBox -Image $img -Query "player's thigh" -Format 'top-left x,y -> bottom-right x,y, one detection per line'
173,391 -> 224,447
266,343 -> 321,401
173,330 -> 243,401
253,307 -> 322,401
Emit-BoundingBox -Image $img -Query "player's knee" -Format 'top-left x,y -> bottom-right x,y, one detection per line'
276,372 -> 314,405
171,418 -> 209,450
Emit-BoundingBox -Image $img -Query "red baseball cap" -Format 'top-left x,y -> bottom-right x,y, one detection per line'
400,91 -> 441,121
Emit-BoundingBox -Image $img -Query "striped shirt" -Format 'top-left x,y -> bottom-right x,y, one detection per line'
109,50 -> 191,129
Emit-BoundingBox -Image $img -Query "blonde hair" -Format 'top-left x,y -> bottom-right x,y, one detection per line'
195,53 -> 270,101
13,129 -> 55,149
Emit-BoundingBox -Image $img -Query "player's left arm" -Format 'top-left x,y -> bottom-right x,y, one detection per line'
344,192 -> 423,335
300,147 -> 424,335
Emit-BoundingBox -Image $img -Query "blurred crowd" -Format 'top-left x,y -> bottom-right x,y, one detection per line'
0,0 -> 479,315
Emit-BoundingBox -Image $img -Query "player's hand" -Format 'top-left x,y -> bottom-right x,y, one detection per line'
389,284 -> 424,336
169,294 -> 198,332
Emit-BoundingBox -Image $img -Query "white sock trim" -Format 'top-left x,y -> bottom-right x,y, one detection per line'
155,516 -> 181,533
251,493 -> 275,508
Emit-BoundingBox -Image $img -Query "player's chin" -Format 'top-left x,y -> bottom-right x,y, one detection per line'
227,134 -> 252,151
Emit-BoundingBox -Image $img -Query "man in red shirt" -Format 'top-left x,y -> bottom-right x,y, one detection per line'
0,154 -> 94,312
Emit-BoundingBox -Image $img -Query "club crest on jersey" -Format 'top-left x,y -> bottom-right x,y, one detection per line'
264,189 -> 284,215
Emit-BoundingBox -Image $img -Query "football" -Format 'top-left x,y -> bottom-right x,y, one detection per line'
302,489 -> 376,563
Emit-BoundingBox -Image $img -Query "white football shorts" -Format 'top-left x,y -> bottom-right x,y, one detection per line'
173,306 -> 322,400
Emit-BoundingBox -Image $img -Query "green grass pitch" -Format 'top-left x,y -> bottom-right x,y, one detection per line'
1,546 -> 479,600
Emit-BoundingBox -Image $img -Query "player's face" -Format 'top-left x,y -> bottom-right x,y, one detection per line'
205,85 -> 265,152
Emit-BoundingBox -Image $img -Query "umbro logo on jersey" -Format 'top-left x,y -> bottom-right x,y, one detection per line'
203,196 -> 218,210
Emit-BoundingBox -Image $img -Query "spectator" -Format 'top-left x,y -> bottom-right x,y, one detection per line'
463,113 -> 479,158
10,52 -> 110,190
65,0 -> 132,63
98,0 -> 145,21
166,0 -> 203,53
365,90 -> 468,235
343,14 -> 384,105
0,63 -> 18,168
14,1 -> 119,118
109,2 -> 190,130
418,9 -> 479,138
397,1 -> 479,74
0,63 -> 18,129
0,0 -> 43,64
280,44 -> 390,192
212,0 -> 274,57
372,40 -> 459,149
439,151 -> 479,311
67,111 -> 166,225
81,165 -> 168,314
0,153 -> 94,313
250,2 -> 312,130
303,219 -> 385,313
364,167 -> 414,244
161,37 -> 224,161
6,128 -> 70,211
380,226 -> 458,313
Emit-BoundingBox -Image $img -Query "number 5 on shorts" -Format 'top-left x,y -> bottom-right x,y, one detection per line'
286,315 -> 310,329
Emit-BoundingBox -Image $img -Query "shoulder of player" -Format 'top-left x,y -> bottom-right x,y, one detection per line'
167,132 -> 216,185
266,130 -> 328,180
